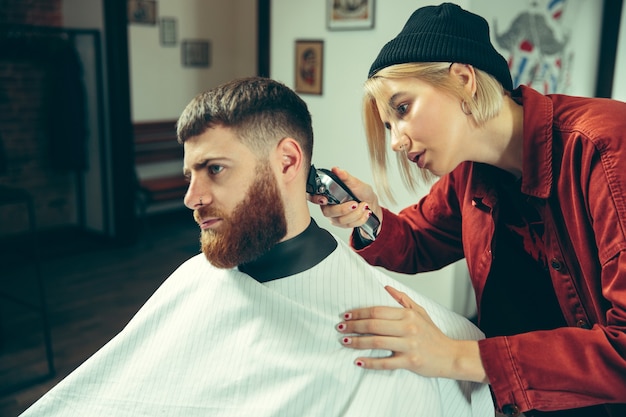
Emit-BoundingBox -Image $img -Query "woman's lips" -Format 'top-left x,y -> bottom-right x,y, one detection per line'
408,151 -> 425,169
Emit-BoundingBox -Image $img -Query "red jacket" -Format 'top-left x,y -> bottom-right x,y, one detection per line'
353,86 -> 626,416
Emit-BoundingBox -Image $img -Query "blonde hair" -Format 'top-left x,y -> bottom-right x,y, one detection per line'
363,62 -> 506,202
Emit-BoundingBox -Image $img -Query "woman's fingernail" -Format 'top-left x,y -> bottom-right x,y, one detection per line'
344,312 -> 352,320
351,203 -> 358,210
336,322 -> 346,331
342,337 -> 352,345
355,360 -> 365,367
364,205 -> 369,211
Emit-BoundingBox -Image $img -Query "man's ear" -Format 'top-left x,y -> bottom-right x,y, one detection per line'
275,137 -> 303,181
449,63 -> 477,97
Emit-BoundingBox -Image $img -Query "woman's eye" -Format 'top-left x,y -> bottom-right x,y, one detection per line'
396,103 -> 408,116
384,122 -> 391,130
208,165 -> 223,175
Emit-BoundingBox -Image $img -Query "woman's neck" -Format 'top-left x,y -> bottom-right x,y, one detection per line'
480,95 -> 524,178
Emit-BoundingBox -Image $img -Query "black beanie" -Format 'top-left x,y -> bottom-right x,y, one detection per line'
368,2 -> 513,91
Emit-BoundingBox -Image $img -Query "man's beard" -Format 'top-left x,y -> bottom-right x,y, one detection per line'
194,165 -> 287,269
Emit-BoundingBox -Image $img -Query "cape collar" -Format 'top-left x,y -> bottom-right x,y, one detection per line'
238,218 -> 337,282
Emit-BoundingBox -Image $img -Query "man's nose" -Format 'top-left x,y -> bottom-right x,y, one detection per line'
183,178 -> 206,210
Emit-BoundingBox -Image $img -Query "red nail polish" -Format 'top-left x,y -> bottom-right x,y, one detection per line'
342,337 -> 351,344
355,360 -> 364,367
351,203 -> 357,210
344,312 -> 352,320
337,323 -> 346,331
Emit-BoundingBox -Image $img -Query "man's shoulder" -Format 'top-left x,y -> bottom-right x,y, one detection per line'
326,235 -> 484,340
158,253 -> 231,290
175,252 -> 224,273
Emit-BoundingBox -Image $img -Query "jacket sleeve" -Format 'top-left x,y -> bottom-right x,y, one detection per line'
351,173 -> 465,273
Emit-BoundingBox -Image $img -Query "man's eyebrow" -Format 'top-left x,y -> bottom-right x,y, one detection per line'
192,159 -> 210,171
183,159 -> 209,177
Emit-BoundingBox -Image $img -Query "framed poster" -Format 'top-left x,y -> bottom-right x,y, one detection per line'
127,0 -> 157,25
327,0 -> 375,31
182,40 -> 211,68
294,40 -> 323,95
160,17 -> 177,46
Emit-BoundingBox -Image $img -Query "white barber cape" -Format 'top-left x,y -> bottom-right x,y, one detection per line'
21,221 -> 494,417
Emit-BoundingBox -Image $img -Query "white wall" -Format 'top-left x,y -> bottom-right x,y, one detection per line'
270,0 -> 474,315
128,0 -> 257,121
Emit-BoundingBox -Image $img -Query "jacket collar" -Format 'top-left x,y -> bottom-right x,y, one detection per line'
516,85 -> 554,199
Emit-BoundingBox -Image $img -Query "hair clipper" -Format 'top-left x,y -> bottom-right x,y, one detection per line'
306,165 -> 380,241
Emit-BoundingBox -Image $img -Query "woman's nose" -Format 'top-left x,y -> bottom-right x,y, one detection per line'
390,132 -> 409,153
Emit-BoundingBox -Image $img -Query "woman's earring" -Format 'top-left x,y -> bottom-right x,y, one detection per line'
461,100 -> 472,116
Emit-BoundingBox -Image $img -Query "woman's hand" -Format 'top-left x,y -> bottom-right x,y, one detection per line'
336,286 -> 488,383
308,167 -> 382,231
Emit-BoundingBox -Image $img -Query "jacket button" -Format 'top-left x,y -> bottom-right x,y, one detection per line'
502,404 -> 521,416
550,258 -> 563,271
577,319 -> 591,329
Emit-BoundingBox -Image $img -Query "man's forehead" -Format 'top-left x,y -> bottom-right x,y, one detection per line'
182,130 -> 258,171
184,128 -> 238,155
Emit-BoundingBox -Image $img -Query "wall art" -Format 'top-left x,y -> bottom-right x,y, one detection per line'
327,0 -> 374,31
294,40 -> 323,95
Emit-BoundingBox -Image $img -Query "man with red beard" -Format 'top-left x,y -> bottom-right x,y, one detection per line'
20,77 -> 493,417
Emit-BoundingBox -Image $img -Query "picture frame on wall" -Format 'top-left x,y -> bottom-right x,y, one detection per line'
127,0 -> 158,25
182,40 -> 211,68
294,40 -> 323,95
327,0 -> 375,31
160,17 -> 177,46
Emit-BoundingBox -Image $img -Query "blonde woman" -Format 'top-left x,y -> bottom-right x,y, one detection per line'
316,3 -> 626,417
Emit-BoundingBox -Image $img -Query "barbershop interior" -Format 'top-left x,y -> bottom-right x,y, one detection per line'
1,0 -> 624,415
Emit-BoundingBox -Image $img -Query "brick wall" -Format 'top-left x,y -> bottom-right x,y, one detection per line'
0,0 -> 63,27
0,0 -> 77,237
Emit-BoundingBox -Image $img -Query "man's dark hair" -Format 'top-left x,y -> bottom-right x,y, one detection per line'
177,77 -> 314,165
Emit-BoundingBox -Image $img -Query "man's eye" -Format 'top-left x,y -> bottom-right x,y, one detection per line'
208,165 -> 223,175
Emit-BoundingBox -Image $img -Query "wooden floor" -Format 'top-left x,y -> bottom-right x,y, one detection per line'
0,209 -> 200,416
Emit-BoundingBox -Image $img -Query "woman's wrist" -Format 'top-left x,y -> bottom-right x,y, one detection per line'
353,209 -> 382,247
452,340 -> 489,383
